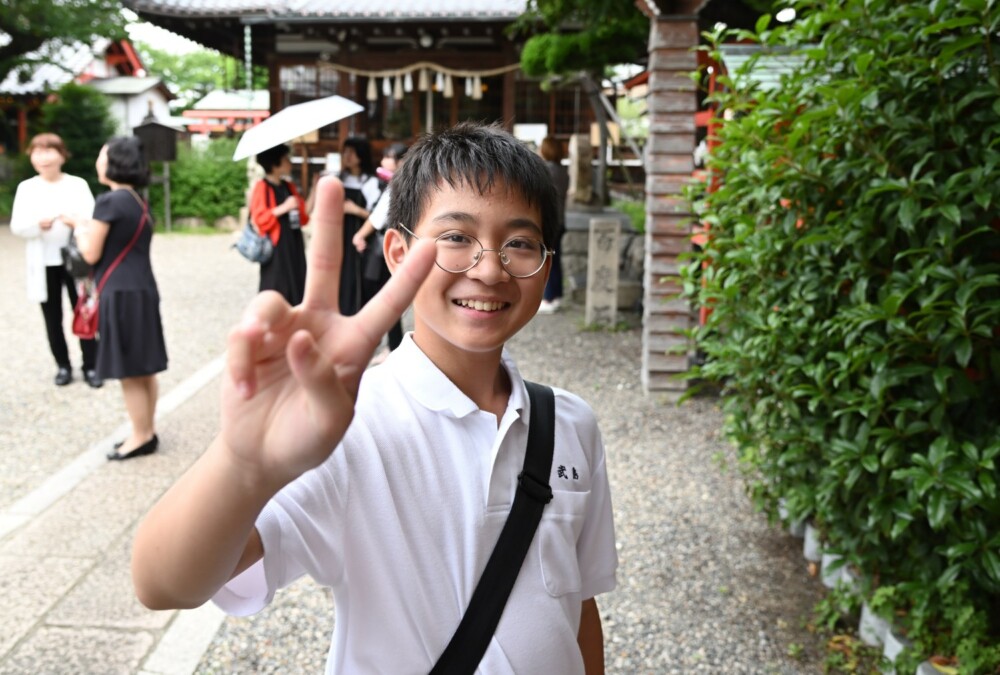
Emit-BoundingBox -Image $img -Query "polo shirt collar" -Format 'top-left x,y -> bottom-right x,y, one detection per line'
387,334 -> 529,420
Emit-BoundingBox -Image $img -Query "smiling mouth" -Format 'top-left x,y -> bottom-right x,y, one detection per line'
454,299 -> 508,312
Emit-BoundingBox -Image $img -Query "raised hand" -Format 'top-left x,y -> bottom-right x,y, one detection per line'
220,176 -> 435,488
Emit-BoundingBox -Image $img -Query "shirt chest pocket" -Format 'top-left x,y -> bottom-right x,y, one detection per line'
537,489 -> 588,597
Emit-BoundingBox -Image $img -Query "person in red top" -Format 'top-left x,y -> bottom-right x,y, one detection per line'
250,144 -> 310,305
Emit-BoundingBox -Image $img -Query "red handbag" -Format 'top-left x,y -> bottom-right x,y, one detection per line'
71,281 -> 101,339
71,190 -> 148,340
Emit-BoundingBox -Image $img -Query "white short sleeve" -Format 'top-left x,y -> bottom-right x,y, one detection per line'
369,186 -> 391,231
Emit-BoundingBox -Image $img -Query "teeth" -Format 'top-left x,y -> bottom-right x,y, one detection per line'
457,299 -> 504,312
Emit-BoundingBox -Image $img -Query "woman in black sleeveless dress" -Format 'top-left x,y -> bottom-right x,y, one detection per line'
337,137 -> 382,316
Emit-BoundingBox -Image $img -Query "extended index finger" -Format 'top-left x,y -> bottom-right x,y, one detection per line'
302,175 -> 345,312
351,237 -> 437,345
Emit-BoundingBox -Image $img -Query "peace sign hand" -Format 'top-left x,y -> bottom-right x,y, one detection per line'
220,176 -> 436,491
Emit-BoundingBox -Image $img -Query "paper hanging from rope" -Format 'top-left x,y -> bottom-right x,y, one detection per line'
403,72 -> 413,93
472,74 -> 483,100
382,77 -> 392,97
434,71 -> 444,92
418,68 -> 429,91
366,78 -> 377,101
443,74 -> 453,98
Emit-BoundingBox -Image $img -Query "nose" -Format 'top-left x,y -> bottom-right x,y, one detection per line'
467,248 -> 510,283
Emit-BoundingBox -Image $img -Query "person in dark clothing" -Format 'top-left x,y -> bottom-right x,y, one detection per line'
65,136 -> 168,460
250,144 -> 310,305
337,137 -> 382,316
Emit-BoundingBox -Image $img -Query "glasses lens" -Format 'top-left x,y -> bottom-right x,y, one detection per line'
435,232 -> 479,272
501,238 -> 546,277
432,232 -> 547,277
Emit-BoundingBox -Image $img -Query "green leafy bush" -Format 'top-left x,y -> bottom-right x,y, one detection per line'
683,1 -> 1000,670
147,138 -> 248,227
41,82 -> 117,196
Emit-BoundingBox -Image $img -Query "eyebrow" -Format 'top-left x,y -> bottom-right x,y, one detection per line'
430,212 -> 543,237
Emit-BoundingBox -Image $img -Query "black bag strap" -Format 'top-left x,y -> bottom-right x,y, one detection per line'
430,380 -> 555,675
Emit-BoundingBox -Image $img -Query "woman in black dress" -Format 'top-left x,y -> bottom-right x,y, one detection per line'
337,137 -> 382,316
250,144 -> 309,305
68,137 -> 167,460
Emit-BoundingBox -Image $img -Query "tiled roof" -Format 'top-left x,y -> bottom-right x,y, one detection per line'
192,89 -> 270,111
87,76 -> 165,96
125,0 -> 525,20
0,39 -> 110,95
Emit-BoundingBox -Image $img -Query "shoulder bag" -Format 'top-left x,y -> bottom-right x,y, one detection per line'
72,190 -> 148,340
430,381 -> 556,675
234,182 -> 275,264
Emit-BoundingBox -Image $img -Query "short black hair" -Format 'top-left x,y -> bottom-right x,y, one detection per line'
105,136 -> 150,188
342,136 -> 375,176
387,122 -> 559,249
256,144 -> 290,173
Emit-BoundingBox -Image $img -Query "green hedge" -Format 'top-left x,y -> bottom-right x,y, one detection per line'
683,1 -> 1000,671
147,138 -> 248,228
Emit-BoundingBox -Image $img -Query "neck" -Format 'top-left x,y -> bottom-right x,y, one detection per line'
38,169 -> 63,183
266,172 -> 283,184
413,334 -> 510,420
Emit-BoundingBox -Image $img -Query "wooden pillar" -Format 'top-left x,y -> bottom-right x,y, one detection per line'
642,17 -> 699,397
503,70 -> 516,131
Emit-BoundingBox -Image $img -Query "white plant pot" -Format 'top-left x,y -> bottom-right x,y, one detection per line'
821,552 -> 843,588
838,565 -> 862,597
859,601 -> 889,647
788,518 -> 807,538
803,523 -> 823,562
883,625 -> 911,674
778,498 -> 807,537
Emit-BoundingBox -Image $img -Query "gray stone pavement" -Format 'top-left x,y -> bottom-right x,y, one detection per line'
0,222 -> 826,674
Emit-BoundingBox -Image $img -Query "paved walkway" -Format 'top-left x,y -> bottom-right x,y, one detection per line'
0,223 -> 825,674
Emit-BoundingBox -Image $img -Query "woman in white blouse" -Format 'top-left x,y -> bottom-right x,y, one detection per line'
10,133 -> 101,388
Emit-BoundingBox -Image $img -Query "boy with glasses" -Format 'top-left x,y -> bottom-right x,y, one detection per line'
132,123 -> 618,674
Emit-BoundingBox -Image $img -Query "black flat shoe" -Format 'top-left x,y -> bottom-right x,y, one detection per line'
107,434 -> 158,461
83,369 -> 103,389
55,367 -> 72,386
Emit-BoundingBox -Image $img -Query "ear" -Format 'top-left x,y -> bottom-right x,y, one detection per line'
384,227 -> 409,275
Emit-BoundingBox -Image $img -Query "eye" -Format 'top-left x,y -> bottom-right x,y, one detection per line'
503,237 -> 542,253
437,231 -> 477,247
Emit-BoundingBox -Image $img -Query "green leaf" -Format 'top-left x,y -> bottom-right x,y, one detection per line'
942,474 -> 982,500
929,436 -> 950,467
755,13 -> 771,34
933,367 -> 951,396
921,16 -> 981,35
855,52 -> 873,77
984,549 -> 1000,586
927,491 -> 953,529
861,454 -> 880,473
939,204 -> 962,225
955,336 -> 973,367
899,198 -> 920,231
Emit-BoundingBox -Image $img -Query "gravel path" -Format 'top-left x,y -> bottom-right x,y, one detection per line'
0,226 -> 257,511
195,304 -> 827,674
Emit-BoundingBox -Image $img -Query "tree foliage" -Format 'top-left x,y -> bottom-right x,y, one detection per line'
134,44 -> 269,112
40,82 -> 117,195
514,0 -> 648,78
0,0 -> 126,86
685,0 -> 1000,670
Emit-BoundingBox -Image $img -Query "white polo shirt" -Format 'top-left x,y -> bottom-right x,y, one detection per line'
214,335 -> 618,674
